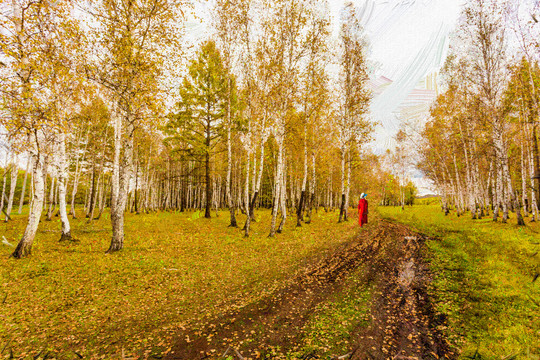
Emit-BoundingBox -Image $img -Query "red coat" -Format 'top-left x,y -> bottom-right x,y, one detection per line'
358,199 -> 368,226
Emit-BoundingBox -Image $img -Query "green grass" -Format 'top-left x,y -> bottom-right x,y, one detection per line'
379,204 -> 540,360
0,208 -> 359,359
289,268 -> 373,359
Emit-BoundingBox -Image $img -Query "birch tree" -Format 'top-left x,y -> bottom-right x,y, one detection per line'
337,2 -> 370,223
0,0 -> 81,257
87,0 -> 182,253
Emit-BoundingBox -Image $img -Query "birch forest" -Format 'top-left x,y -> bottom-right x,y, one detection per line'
1,0 -> 539,359
0,0 -> 375,259
416,0 -> 540,225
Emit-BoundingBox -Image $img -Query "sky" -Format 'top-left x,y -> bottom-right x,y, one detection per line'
349,0 -> 462,150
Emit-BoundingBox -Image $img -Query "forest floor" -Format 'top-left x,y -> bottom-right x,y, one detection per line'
0,208 -> 359,359
1,205 -> 538,359
167,216 -> 455,360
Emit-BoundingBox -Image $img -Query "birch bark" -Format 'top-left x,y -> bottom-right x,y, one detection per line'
18,157 -> 32,214
12,133 -> 47,258
57,132 -> 73,241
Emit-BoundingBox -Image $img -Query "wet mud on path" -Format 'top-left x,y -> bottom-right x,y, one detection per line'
166,219 -> 456,360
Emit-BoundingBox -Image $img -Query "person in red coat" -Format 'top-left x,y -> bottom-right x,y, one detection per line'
358,193 -> 368,227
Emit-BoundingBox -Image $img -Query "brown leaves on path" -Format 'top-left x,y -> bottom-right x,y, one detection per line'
351,220 -> 456,360
166,219 -> 456,360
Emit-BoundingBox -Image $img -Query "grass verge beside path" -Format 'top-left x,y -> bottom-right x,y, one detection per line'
0,208 -> 357,359
379,204 -> 540,360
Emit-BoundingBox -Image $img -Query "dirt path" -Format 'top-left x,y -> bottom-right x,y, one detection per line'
350,220 -> 456,360
166,219 -> 456,360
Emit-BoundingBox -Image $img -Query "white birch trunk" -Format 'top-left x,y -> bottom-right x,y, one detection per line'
0,171 -> 7,213
344,150 -> 351,221
46,176 -> 56,221
58,132 -> 72,241
108,113 -> 130,253
528,142 -> 538,222
226,115 -> 237,227
338,146 -> 346,222
521,144 -> 529,217
5,156 -> 18,221
243,151 -> 251,237
277,159 -> 287,233
18,156 -> 31,214
269,131 -> 284,237
12,134 -> 46,258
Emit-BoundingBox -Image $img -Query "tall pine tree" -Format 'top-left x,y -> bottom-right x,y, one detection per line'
166,40 -> 234,218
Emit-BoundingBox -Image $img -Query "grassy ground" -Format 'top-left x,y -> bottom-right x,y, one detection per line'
0,208 -> 359,359
379,204 -> 540,360
291,268 -> 372,358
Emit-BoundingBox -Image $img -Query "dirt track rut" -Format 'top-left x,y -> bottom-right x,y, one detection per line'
166,219 -> 455,360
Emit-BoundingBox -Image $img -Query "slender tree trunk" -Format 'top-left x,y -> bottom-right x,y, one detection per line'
493,160 -> 500,221
338,147 -> 346,223
58,132 -> 73,241
453,152 -> 464,216
243,152 -> 251,237
87,163 -> 97,218
306,151 -> 316,223
344,150 -> 351,221
533,124 -> 540,206
5,157 -> 18,221
18,157 -> 31,215
46,177 -> 56,221
205,151 -> 211,218
297,125 -> 308,227
0,171 -> 7,214
277,160 -> 287,233
269,133 -> 284,237
521,143 -> 529,217
226,119 -> 237,227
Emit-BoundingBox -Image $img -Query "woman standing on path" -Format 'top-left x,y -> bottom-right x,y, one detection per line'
358,193 -> 368,227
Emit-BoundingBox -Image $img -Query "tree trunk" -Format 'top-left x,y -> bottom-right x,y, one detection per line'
226,120 -> 237,227
269,133 -> 284,237
243,152 -> 251,237
305,151 -> 316,224
297,124 -> 308,227
493,160 -> 500,221
338,148 -> 346,222
344,150 -> 351,221
0,171 -> 7,214
58,132 -> 73,241
12,148 -> 46,258
5,157 -> 18,221
205,150 -> 211,218
521,144 -> 529,217
46,176 -> 56,221
18,157 -> 31,215
108,115 -> 132,253
277,160 -> 287,233
87,163 -> 97,219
